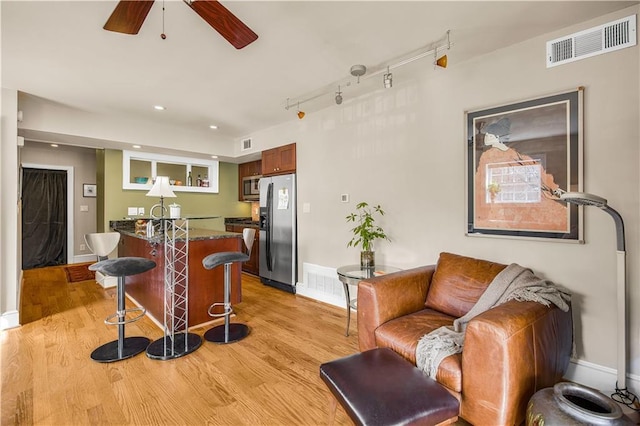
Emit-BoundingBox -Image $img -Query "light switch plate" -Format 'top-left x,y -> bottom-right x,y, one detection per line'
127,207 -> 138,216
80,205 -> 89,212
302,202 -> 311,213
341,194 -> 349,203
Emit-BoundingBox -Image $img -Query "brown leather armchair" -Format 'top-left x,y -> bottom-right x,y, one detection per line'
357,252 -> 573,426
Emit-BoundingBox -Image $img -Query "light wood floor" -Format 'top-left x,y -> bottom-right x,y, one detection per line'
2,266 -> 358,425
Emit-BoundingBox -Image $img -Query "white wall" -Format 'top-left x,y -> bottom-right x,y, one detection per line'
1,88 -> 20,330
246,7 -> 640,392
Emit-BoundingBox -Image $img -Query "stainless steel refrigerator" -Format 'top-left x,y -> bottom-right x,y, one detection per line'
259,173 -> 297,293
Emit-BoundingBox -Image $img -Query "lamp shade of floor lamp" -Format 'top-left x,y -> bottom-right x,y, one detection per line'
560,192 -> 631,402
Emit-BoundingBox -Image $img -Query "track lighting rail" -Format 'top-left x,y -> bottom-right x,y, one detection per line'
284,30 -> 451,116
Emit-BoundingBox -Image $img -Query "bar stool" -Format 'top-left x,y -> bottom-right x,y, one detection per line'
84,232 -> 121,261
202,228 -> 256,344
89,257 -> 156,362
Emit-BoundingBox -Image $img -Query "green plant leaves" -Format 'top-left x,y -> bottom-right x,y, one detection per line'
346,202 -> 389,251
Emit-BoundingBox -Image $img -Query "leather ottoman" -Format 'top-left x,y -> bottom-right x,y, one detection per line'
319,348 -> 459,425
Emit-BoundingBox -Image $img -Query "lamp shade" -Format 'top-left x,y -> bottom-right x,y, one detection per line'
146,176 -> 176,198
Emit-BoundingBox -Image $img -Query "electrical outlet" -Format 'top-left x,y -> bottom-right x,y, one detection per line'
341,194 -> 349,203
80,205 -> 89,212
80,244 -> 86,251
138,207 -> 145,216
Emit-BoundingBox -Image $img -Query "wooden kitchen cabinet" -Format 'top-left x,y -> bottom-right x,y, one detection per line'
238,159 -> 262,201
262,143 -> 296,176
225,224 -> 260,276
238,160 -> 262,180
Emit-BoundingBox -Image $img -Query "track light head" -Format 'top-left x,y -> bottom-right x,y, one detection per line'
297,110 -> 305,119
383,71 -> 393,89
435,54 -> 448,69
335,85 -> 343,105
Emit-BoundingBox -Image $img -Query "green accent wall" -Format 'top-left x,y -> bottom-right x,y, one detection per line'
101,149 -> 251,231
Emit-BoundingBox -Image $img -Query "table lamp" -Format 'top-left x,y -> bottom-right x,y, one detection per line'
146,176 -> 176,219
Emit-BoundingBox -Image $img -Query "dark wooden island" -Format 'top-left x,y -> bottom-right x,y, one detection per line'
113,222 -> 243,328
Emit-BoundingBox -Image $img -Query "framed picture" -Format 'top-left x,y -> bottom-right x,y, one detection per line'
83,183 -> 97,198
466,88 -> 583,241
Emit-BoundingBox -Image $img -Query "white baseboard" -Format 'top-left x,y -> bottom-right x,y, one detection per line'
0,310 -> 20,330
72,254 -> 97,264
565,358 -> 639,396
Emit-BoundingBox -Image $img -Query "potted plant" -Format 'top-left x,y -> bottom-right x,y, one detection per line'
346,202 -> 390,268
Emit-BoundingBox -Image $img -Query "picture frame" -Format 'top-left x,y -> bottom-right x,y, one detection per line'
83,183 -> 97,198
466,88 -> 583,241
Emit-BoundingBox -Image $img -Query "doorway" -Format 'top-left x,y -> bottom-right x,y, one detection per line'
21,167 -> 73,269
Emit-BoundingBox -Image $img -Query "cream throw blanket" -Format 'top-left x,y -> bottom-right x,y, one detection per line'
416,263 -> 571,378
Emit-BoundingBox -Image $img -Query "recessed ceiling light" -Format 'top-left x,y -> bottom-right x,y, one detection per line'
211,155 -> 218,159
50,144 -> 59,148
154,105 -> 165,111
133,145 -> 142,149
209,125 -> 218,130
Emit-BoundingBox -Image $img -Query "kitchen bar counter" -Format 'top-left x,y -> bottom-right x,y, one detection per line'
116,226 -> 240,241
113,222 -> 243,328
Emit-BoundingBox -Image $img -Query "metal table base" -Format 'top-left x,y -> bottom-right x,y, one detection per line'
146,332 -> 202,360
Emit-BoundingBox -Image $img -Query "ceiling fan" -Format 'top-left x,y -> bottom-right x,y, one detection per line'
103,0 -> 258,49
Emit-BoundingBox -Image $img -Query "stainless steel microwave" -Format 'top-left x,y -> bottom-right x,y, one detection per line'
242,175 -> 261,201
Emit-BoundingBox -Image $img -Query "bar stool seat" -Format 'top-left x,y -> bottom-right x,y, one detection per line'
202,250 -> 250,344
89,257 -> 156,362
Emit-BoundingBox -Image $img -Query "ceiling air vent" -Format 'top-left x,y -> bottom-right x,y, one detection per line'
241,137 -> 252,151
546,14 -> 636,67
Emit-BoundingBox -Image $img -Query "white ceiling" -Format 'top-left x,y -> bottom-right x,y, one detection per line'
2,1 -> 637,158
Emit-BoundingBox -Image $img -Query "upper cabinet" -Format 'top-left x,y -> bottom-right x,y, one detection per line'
123,150 -> 219,193
239,159 -> 262,178
238,159 -> 262,202
262,143 -> 296,176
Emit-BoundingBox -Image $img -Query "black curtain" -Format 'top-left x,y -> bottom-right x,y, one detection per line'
22,168 -> 67,269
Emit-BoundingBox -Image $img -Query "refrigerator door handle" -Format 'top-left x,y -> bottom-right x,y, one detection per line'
266,182 -> 273,271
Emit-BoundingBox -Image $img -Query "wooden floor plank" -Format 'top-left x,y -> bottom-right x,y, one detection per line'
2,266 -> 359,425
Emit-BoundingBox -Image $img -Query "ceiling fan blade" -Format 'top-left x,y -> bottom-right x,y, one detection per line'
185,0 -> 258,49
104,1 -> 155,35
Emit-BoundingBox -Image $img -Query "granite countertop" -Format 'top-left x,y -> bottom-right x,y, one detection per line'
114,227 -> 241,241
225,217 -> 260,227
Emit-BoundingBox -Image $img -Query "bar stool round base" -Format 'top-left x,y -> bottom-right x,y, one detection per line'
90,336 -> 151,363
204,323 -> 250,344
146,332 -> 202,360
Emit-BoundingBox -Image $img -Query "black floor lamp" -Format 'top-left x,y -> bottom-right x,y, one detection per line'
560,192 -> 636,406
